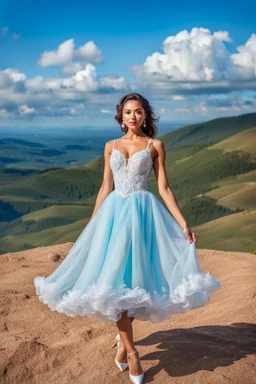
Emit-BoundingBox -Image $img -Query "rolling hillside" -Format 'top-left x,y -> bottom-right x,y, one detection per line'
207,127 -> 256,153
193,209 -> 256,252
0,112 -> 255,254
160,112 -> 256,148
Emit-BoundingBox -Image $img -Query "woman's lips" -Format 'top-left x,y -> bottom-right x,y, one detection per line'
129,122 -> 136,124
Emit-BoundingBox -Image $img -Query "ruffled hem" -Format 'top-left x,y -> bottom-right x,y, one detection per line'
34,271 -> 220,323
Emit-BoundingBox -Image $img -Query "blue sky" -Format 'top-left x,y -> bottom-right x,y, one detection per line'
0,0 -> 255,129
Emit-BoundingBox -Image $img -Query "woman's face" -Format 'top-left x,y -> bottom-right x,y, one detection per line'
122,100 -> 147,130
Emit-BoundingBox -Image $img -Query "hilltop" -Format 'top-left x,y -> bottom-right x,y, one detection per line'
0,243 -> 255,383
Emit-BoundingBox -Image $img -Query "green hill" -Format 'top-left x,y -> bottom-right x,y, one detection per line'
203,181 -> 256,210
0,217 -> 89,253
207,127 -> 256,153
197,129 -> 256,211
0,112 -> 256,254
161,112 -> 256,148
193,209 -> 256,253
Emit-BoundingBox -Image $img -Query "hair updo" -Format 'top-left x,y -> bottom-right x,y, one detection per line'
114,93 -> 159,137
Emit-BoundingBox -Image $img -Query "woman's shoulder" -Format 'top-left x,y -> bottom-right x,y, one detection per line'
151,137 -> 164,148
151,137 -> 162,143
105,139 -> 116,147
104,139 -> 118,156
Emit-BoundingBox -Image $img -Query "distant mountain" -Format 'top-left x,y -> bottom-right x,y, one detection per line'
0,138 -> 46,148
161,112 -> 256,148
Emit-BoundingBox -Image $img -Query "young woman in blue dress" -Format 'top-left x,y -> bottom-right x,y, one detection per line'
90,93 -> 198,384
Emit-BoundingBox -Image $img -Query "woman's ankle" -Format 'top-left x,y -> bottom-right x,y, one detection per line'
127,348 -> 138,356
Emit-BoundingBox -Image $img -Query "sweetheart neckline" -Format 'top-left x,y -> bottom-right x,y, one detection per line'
111,148 -> 153,170
112,147 -> 153,161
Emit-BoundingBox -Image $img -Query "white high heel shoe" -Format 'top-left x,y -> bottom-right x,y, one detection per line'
127,348 -> 144,384
111,333 -> 120,348
112,333 -> 129,372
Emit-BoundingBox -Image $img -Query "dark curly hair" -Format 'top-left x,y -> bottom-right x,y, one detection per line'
114,93 -> 159,138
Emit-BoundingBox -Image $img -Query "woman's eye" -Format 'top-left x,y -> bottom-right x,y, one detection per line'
125,111 -> 142,114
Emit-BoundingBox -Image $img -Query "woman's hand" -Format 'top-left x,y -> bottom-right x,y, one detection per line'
183,225 -> 198,244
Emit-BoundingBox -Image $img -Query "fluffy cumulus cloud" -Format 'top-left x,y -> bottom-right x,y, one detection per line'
38,38 -> 104,75
231,34 -> 256,80
38,39 -> 75,67
75,41 -> 103,62
130,28 -> 256,94
1,30 -> 256,125
0,64 -> 129,119
0,38 -> 130,121
1,68 -> 26,85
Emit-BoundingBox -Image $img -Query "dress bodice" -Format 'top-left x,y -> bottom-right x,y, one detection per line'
110,138 -> 154,197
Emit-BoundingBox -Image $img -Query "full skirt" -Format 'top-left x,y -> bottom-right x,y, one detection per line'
34,190 -> 221,323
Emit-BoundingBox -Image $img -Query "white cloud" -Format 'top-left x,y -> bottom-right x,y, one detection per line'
171,95 -> 185,100
62,64 -> 99,92
100,109 -> 112,114
1,28 -> 256,125
61,62 -> 84,75
100,75 -> 129,91
231,33 -> 256,80
130,28 -> 256,94
61,41 -> 103,75
133,28 -> 235,81
26,75 -> 46,89
19,105 -> 36,115
75,41 -> 103,62
38,39 -> 75,67
2,68 -> 26,83
38,38 -> 103,74
213,31 -> 232,42
0,63 -> 129,120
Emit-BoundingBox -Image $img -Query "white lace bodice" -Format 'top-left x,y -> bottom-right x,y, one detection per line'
110,137 -> 154,198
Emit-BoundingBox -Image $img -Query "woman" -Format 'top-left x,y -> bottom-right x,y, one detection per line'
34,93 -> 221,384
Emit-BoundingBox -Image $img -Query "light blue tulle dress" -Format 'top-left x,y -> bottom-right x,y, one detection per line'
34,137 -> 221,324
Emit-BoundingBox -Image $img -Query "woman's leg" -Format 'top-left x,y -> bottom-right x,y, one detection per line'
116,311 -> 143,375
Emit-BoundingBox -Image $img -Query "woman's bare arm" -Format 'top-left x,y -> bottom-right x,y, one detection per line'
152,139 -> 188,228
88,140 -> 114,221
152,139 -> 197,243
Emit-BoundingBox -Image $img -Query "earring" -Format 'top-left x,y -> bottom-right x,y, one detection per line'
143,119 -> 146,128
121,120 -> 126,131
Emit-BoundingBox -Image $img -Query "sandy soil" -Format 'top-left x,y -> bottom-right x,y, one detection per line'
0,243 -> 255,384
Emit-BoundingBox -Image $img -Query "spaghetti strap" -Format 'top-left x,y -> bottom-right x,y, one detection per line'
112,139 -> 116,151
147,137 -> 153,149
